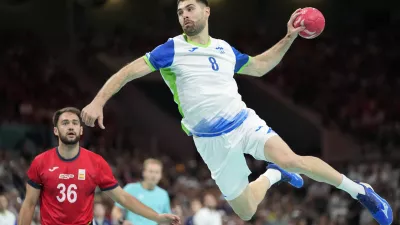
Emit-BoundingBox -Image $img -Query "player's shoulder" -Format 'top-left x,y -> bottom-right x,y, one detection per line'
211,37 -> 233,48
171,34 -> 184,41
156,35 -> 182,46
79,147 -> 107,162
80,147 -> 98,156
32,147 -> 57,162
79,147 -> 102,158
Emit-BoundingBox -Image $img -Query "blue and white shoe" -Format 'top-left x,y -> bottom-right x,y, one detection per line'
357,182 -> 393,225
267,163 -> 304,188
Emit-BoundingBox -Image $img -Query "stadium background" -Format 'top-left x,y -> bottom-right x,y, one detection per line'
0,0 -> 399,224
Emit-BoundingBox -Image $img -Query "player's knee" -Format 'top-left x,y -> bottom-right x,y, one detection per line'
230,199 -> 257,221
236,207 -> 256,221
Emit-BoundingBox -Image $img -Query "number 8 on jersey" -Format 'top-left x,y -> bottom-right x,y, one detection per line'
208,57 -> 219,71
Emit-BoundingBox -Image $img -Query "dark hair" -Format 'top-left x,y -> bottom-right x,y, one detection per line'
177,0 -> 209,6
53,107 -> 81,127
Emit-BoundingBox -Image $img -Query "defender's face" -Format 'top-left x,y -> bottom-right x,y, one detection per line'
54,112 -> 83,145
143,163 -> 162,186
177,0 -> 210,36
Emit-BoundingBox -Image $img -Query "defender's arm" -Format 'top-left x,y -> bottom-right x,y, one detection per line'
18,184 -> 41,225
105,186 -> 161,222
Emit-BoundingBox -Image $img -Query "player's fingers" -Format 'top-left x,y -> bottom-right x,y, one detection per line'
98,115 -> 105,129
292,8 -> 302,16
89,116 -> 96,127
84,112 -> 94,127
294,26 -> 306,32
289,12 -> 302,24
80,111 -> 86,123
81,111 -> 90,126
82,111 -> 94,127
295,8 -> 303,13
288,13 -> 301,26
290,8 -> 301,18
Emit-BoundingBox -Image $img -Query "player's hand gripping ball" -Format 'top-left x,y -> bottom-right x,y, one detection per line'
293,7 -> 325,39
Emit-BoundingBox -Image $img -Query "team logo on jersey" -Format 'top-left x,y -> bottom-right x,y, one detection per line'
59,174 -> 74,179
78,169 -> 86,180
216,46 -> 225,54
49,166 -> 59,172
188,47 -> 198,52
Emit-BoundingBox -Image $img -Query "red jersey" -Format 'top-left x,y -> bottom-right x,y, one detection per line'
27,147 -> 118,225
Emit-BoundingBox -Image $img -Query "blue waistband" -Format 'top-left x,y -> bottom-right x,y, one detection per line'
192,109 -> 249,137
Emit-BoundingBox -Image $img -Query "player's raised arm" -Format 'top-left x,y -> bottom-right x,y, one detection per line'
105,187 -> 181,225
81,56 -> 153,128
18,184 -> 41,225
238,9 -> 305,77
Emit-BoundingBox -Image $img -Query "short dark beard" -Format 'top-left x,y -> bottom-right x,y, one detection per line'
59,133 -> 80,145
183,20 -> 206,36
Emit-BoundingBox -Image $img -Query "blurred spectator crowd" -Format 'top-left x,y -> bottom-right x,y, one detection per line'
0,32 -> 93,125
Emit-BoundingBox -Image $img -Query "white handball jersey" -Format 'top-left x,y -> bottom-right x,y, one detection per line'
144,34 -> 251,137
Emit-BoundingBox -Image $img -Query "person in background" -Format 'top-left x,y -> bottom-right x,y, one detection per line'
193,193 -> 222,225
0,193 -> 16,225
185,199 -> 202,225
112,158 -> 172,225
94,202 -> 112,225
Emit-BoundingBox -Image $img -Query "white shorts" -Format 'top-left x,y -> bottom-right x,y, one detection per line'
193,109 -> 278,201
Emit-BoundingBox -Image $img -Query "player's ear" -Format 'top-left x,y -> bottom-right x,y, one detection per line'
204,6 -> 210,17
53,127 -> 59,137
79,126 -> 83,135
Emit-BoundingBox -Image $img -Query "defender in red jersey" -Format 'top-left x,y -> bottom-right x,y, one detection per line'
18,107 -> 181,225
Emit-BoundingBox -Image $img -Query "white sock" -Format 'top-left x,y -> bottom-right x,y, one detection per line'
262,168 -> 282,186
337,174 -> 366,199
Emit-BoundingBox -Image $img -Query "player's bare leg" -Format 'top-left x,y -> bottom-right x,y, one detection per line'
263,135 -> 393,225
227,160 -> 303,221
263,136 -> 355,191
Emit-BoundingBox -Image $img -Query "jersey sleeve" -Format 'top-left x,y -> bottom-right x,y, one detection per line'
143,39 -> 175,71
96,156 -> 119,191
26,156 -> 43,189
231,46 -> 251,73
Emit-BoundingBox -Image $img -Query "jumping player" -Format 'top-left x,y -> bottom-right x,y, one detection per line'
80,1 -> 393,224
18,107 -> 180,225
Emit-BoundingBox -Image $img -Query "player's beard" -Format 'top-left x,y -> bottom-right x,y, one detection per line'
59,133 -> 80,145
183,19 -> 206,36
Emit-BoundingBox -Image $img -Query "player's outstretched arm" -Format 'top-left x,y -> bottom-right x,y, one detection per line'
239,9 -> 305,77
105,186 -> 181,225
18,184 -> 40,225
81,57 -> 152,128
